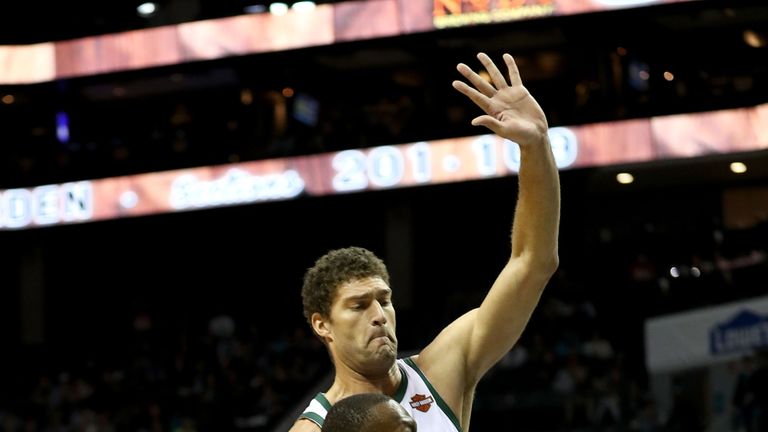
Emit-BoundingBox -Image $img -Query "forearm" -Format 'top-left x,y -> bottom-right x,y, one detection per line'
510,134 -> 560,270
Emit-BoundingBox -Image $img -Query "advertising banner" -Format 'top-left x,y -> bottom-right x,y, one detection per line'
646,296 -> 768,373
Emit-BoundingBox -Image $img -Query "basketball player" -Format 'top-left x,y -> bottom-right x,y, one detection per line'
291,52 -> 561,431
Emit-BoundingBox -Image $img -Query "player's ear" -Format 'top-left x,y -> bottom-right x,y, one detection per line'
311,312 -> 332,341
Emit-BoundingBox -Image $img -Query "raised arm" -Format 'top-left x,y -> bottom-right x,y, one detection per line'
459,52 -> 560,378
418,52 -> 560,401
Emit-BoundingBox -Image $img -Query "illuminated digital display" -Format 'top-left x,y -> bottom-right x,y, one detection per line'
0,0 -> 701,85
433,0 -> 556,29
1,102 -> 765,231
0,182 -> 93,229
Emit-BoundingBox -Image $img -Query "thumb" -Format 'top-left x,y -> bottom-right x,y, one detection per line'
472,115 -> 503,135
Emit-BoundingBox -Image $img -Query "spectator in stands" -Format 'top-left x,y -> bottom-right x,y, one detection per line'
323,393 -> 416,432
664,379 -> 704,432
731,355 -> 758,432
291,52 -> 560,431
748,350 -> 768,432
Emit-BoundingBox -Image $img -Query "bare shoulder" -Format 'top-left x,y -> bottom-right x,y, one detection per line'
288,418 -> 321,432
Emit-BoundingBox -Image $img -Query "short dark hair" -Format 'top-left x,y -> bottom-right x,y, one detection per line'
302,247 -> 390,326
323,393 -> 398,432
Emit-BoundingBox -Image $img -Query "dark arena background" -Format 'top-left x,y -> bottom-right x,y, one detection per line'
1,0 -> 767,431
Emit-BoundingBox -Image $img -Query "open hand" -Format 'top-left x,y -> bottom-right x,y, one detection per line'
452,52 -> 549,149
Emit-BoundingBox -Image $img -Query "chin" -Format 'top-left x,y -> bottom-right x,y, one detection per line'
367,347 -> 397,370
379,346 -> 398,364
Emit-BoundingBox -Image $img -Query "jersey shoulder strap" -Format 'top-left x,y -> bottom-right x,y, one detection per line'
298,392 -> 332,428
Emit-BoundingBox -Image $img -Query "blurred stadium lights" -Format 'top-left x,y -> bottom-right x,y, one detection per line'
55,112 -> 70,144
730,162 -> 747,174
244,0 -> 324,14
136,2 -> 158,17
743,29 -> 766,48
292,1 -> 316,12
269,2 -> 289,15
243,4 -> 268,13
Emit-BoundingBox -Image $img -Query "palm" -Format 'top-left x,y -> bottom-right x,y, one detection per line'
453,53 -> 548,148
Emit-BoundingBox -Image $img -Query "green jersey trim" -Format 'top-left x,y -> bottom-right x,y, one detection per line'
316,393 -> 332,411
393,363 -> 409,402
298,411 -> 324,428
298,392 -> 332,428
403,357 -> 462,431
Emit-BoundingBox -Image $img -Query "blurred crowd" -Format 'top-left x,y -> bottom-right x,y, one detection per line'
1,219 -> 766,432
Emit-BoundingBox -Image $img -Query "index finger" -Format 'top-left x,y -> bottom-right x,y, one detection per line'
452,80 -> 492,113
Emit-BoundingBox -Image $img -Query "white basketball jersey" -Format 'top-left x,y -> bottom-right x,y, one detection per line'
298,357 -> 461,431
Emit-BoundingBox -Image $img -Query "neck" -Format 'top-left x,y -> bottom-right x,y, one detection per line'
325,360 -> 401,403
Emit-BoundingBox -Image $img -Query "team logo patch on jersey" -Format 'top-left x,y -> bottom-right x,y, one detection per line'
409,393 -> 434,412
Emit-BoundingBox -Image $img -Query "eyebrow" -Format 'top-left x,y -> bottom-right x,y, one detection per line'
342,288 -> 392,302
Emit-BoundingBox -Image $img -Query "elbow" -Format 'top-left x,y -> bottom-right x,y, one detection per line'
550,249 -> 560,271
512,250 -> 559,281
541,252 -> 560,277
530,251 -> 559,280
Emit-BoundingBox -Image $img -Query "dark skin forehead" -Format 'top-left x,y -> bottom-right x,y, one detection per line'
367,400 -> 417,432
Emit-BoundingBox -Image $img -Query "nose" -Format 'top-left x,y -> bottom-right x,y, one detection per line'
370,300 -> 388,326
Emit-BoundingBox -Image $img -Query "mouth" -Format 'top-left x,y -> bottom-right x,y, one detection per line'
369,333 -> 393,344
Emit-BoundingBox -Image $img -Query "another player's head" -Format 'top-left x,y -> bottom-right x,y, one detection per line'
323,393 -> 416,432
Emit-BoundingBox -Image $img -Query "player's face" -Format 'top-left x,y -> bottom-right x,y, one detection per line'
328,276 -> 398,372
